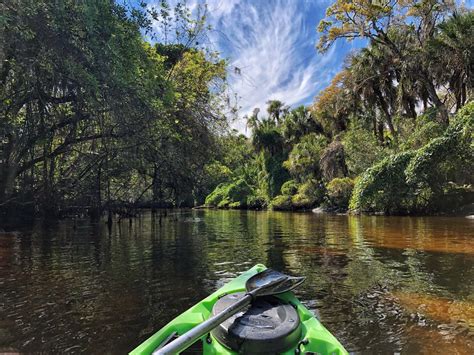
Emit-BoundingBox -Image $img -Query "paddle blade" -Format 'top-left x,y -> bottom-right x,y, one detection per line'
245,269 -> 305,297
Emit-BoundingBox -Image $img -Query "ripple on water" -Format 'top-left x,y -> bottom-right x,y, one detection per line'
0,211 -> 473,353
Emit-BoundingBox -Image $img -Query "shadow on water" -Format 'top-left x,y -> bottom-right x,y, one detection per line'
0,210 -> 473,353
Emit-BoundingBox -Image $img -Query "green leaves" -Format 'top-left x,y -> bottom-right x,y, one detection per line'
0,0 -> 230,214
350,103 -> 474,214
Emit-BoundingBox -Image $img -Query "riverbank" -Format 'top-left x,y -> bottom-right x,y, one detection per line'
194,201 -> 474,217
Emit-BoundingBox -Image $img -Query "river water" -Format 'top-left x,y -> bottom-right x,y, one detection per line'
1,210 -> 473,354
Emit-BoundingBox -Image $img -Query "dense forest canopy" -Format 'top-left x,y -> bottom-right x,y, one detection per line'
205,0 -> 473,214
0,0 -> 473,220
1,0 -> 229,219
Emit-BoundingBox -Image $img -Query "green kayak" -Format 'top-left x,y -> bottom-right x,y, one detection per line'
130,264 -> 348,354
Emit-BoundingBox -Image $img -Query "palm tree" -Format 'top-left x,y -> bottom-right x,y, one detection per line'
281,106 -> 322,144
348,45 -> 398,143
428,11 -> 473,111
266,100 -> 288,123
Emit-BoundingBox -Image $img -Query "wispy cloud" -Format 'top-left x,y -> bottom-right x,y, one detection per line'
204,0 -> 348,131
148,0 -> 352,132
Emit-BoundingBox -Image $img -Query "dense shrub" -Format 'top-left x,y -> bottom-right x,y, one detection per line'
326,177 -> 354,210
205,179 -> 253,208
291,179 -> 325,209
349,151 -> 416,214
400,108 -> 445,150
280,180 -> 298,195
271,179 -> 325,210
406,102 -> 473,187
246,193 -> 266,209
270,195 -> 292,210
349,102 -> 474,214
205,183 -> 227,206
283,133 -> 327,181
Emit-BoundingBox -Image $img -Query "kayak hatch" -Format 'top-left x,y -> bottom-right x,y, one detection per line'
130,264 -> 348,354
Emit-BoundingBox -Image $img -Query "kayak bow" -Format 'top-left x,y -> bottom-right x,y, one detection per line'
130,264 -> 348,354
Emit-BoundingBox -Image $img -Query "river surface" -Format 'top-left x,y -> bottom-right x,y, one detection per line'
1,210 -> 473,354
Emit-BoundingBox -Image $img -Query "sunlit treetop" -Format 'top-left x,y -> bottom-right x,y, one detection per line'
317,0 -> 456,52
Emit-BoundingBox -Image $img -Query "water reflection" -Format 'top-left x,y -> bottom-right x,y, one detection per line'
0,211 -> 473,353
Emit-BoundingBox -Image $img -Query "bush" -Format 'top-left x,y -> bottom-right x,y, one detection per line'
326,177 -> 354,210
280,180 -> 298,195
292,179 -> 325,209
205,183 -> 227,206
271,195 -> 292,210
404,102 -> 474,210
349,102 -> 474,214
246,194 -> 266,209
205,178 -> 253,208
349,151 -> 416,214
400,108 -> 445,150
283,133 -> 327,181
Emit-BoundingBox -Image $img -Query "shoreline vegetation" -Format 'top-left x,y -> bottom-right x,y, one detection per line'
1,1 -> 473,224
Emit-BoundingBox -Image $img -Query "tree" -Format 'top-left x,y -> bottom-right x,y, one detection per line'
281,106 -> 323,144
427,11 -> 474,111
348,45 -> 398,142
317,0 -> 457,123
266,100 -> 288,123
283,133 -> 328,182
0,0 -> 229,216
312,71 -> 354,135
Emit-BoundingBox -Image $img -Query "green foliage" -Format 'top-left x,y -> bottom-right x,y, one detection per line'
280,180 -> 298,196
281,106 -> 322,144
251,119 -> 285,154
350,102 -> 474,214
404,102 -> 474,210
270,195 -> 292,211
0,0 -> 228,215
205,179 -> 254,209
283,133 -> 327,181
326,177 -> 354,210
271,179 -> 325,211
292,180 -> 325,209
349,151 -> 416,214
400,108 -> 445,150
342,122 -> 386,175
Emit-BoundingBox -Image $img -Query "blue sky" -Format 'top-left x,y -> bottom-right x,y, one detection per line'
193,0 -> 362,131
143,0 -> 473,132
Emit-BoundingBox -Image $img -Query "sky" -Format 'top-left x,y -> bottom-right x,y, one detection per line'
144,0 -> 473,132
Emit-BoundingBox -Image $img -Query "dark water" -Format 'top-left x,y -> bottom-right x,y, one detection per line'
1,210 -> 473,354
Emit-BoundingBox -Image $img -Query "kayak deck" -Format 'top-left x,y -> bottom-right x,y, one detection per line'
130,264 -> 348,354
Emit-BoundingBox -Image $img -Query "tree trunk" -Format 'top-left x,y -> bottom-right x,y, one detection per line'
0,134 -> 17,203
421,72 -> 449,124
374,86 -> 398,143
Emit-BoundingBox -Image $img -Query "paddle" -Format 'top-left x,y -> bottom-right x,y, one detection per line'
153,269 -> 305,355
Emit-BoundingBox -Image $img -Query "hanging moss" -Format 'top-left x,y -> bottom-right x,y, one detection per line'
319,140 -> 348,182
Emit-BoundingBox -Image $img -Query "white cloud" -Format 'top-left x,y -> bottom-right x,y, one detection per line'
148,0 -> 342,133
203,0 -> 340,132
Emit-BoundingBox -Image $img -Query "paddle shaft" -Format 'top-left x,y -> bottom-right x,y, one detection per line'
154,293 -> 253,354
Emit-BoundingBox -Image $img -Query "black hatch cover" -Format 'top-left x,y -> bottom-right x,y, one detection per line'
211,292 -> 301,354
